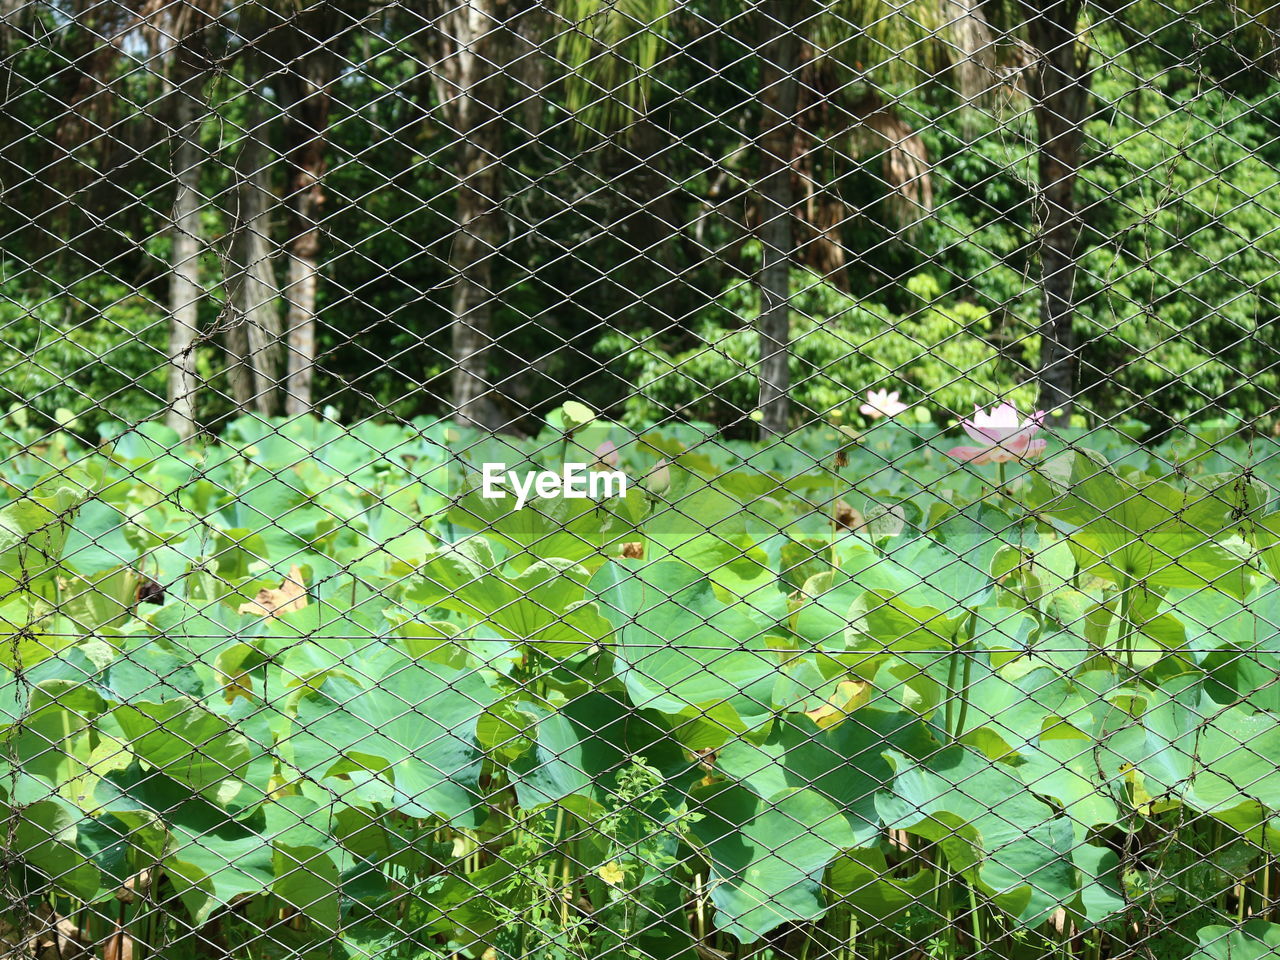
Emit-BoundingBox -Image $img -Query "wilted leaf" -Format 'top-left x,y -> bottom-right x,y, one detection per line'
238,565 -> 308,619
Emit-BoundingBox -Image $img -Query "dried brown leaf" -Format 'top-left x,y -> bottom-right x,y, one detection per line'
238,565 -> 308,620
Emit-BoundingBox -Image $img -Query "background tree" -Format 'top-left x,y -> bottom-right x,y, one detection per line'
422,0 -> 520,430
276,2 -> 346,416
1023,0 -> 1088,424
754,0 -> 807,436
221,0 -> 284,417
160,0 -> 219,439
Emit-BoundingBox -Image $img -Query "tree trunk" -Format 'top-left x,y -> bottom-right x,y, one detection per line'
1028,0 -> 1088,424
441,0 -> 509,431
223,312 -> 254,411
222,1 -> 282,416
755,0 -> 805,437
605,116 -> 686,333
279,18 -> 334,419
229,142 -> 282,416
281,97 -> 328,418
282,149 -> 323,419
164,23 -> 213,440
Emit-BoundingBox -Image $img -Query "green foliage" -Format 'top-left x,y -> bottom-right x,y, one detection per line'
3,0 -> 1279,431
2,414 -> 1279,957
0,279 -> 173,434
598,268 -> 1037,428
1075,87 -> 1280,421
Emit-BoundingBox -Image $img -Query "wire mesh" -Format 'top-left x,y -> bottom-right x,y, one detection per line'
2,0 -> 1280,958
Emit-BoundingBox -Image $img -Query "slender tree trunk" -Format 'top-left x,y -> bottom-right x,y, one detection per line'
283,154 -> 324,418
222,1 -> 282,416
223,313 -> 254,411
164,24 -> 213,440
441,0 -> 509,430
229,139 -> 282,416
280,25 -> 334,419
1028,0 -> 1088,423
755,0 -> 806,437
165,78 -> 203,439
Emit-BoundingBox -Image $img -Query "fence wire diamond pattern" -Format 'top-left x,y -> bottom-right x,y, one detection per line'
2,1 -> 1280,959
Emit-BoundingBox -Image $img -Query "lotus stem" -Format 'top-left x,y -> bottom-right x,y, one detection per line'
945,646 -> 960,741
947,613 -> 978,743
1118,572 -> 1136,674
1259,855 -> 1269,926
943,872 -> 956,956
955,637 -> 975,743
968,881 -> 982,956
695,872 -> 706,943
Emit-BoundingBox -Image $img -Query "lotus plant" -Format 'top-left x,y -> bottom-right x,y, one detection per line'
593,439 -> 621,469
947,402 -> 1046,464
859,388 -> 909,420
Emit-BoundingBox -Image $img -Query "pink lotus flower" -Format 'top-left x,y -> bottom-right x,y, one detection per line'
947,403 -> 1047,464
859,389 -> 908,420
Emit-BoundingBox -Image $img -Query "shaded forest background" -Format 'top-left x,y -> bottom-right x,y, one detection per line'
1,0 -> 1278,441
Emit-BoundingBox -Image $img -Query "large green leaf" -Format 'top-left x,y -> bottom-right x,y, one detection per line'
0,468 -> 93,591
1040,452 -> 1241,592
289,656 -> 495,825
826,847 -> 936,925
1119,675 -> 1280,822
450,483 -> 644,566
410,538 -> 610,658
1017,737 -> 1120,835
95,765 -> 274,923
113,697 -> 252,793
1165,584 -> 1280,708
102,640 -> 204,704
717,710 -> 934,847
592,560 -> 779,722
876,745 -> 1078,924
264,794 -> 341,930
1192,921 -> 1280,960
61,498 -> 135,577
510,692 -> 694,809
0,794 -> 100,899
1073,842 -> 1125,925
0,594 -> 77,670
642,473 -> 768,572
960,657 -> 1089,755
795,538 -> 996,654
689,781 -> 855,942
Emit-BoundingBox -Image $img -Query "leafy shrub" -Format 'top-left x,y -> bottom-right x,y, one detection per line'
598,267 -> 1037,427
0,278 -> 172,435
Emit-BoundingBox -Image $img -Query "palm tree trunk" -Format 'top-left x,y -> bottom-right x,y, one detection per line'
605,117 -> 686,332
1028,0 -> 1088,423
164,27 -> 214,440
755,0 -> 805,437
442,0 -> 508,430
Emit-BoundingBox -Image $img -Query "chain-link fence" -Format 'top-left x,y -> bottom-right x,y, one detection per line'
3,1 -> 1280,958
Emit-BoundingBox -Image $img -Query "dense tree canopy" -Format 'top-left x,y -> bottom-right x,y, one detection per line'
0,0 -> 1277,439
